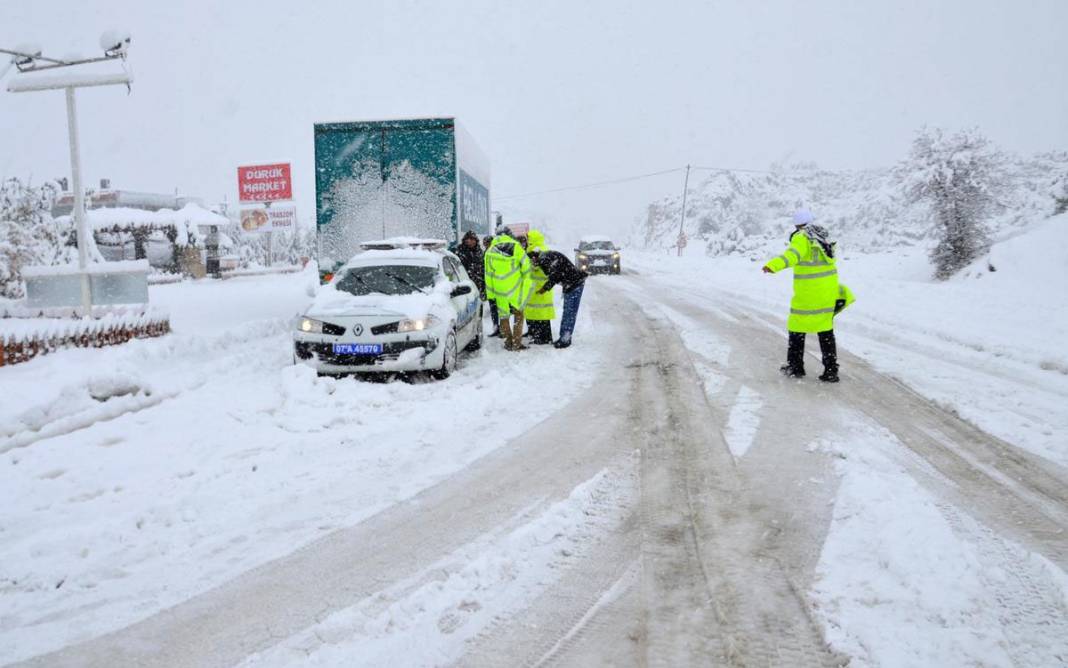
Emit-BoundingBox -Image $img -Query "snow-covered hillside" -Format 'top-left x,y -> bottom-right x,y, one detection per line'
635,152 -> 1068,258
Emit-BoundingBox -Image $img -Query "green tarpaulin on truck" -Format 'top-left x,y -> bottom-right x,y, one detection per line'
313,117 -> 491,276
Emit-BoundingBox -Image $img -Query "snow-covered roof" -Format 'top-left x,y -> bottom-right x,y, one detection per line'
21,259 -> 150,278
359,237 -> 448,251
580,235 -> 614,243
342,248 -> 443,268
58,203 -> 227,230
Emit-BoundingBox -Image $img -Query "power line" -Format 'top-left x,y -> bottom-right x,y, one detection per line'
493,162 -> 862,202
493,167 -> 685,201
691,164 -> 780,174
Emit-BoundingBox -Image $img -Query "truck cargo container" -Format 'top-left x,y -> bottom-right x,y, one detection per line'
313,117 -> 491,277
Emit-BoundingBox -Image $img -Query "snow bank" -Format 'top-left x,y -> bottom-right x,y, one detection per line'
810,417 -> 1068,667
956,213 -> 1068,291
0,271 -> 609,662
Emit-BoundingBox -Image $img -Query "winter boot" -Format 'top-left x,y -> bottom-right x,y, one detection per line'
817,331 -> 838,381
780,364 -> 805,378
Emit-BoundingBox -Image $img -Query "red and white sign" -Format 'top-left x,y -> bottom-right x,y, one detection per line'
240,204 -> 297,234
237,163 -> 292,202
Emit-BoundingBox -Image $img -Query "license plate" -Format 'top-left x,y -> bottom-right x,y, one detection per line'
333,343 -> 383,355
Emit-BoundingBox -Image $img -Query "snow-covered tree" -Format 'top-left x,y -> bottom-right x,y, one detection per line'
0,178 -> 66,299
897,127 -> 1007,280
231,223 -> 316,268
1053,172 -> 1068,216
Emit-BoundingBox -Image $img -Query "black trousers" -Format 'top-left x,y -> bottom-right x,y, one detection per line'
786,330 -> 837,373
488,301 -> 499,331
527,320 -> 553,344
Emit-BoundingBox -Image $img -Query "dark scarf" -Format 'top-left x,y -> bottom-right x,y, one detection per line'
803,224 -> 835,259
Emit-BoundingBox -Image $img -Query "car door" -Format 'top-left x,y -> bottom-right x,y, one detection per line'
443,257 -> 477,343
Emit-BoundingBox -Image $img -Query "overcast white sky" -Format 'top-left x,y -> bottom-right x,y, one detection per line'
2,0 -> 1066,242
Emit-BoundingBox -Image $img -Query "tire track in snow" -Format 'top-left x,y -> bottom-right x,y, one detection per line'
723,385 -> 764,458
238,468 -> 635,668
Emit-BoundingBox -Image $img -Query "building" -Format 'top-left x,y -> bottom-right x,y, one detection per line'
51,179 -> 204,218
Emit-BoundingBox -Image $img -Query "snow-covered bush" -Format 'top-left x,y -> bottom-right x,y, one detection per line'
232,224 -> 316,267
0,178 -> 67,299
896,127 -> 1008,280
634,129 -> 1062,264
1053,172 -> 1068,216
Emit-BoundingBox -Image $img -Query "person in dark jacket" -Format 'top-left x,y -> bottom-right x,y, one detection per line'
528,249 -> 588,348
455,231 -> 485,294
481,234 -> 500,337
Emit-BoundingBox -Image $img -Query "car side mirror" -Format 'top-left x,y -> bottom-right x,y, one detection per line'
451,284 -> 472,297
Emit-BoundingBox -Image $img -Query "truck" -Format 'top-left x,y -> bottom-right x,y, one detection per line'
313,117 -> 491,278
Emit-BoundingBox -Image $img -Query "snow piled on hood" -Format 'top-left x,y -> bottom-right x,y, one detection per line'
306,280 -> 452,320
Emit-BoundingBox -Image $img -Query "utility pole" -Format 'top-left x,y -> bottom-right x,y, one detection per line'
677,164 -> 691,257
65,86 -> 91,310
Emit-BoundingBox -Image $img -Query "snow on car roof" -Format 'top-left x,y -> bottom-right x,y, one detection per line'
342,247 -> 443,269
580,235 -> 614,243
358,237 -> 447,251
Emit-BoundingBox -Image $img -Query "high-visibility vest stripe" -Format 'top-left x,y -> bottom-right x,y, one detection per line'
790,306 -> 836,315
794,269 -> 838,280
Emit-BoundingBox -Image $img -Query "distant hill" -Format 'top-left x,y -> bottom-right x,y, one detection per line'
633,152 -> 1068,258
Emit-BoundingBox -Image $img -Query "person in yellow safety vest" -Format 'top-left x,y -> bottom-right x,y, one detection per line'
484,228 -> 534,351
763,209 -> 856,382
523,229 -> 556,345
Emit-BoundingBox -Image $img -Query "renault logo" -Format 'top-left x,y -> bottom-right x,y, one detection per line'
353,324 -> 364,336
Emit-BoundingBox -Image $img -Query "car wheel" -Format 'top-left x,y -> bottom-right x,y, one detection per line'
464,306 -> 484,352
431,331 -> 458,380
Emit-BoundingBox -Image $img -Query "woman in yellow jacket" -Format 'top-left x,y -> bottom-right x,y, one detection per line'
763,209 -> 855,382
523,229 -> 556,344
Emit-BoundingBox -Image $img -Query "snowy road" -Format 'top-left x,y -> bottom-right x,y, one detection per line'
4,266 -> 1068,667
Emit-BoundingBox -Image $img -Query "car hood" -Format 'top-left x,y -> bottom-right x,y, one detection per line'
579,249 -> 617,256
306,284 -> 453,320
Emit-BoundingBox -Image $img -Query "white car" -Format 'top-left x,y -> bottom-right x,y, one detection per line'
294,240 -> 482,378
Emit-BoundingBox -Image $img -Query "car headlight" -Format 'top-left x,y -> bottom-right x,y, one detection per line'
612,252 -> 620,258
298,317 -> 324,334
577,253 -> 587,259
397,315 -> 439,333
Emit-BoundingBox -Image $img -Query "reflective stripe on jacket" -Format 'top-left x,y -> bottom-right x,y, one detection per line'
484,236 -> 533,316
764,230 -> 841,333
524,230 -> 556,321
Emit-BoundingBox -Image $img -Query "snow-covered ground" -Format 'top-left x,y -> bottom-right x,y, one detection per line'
0,270 -> 608,663
3,216 -> 1067,666
624,214 -> 1068,666
631,212 -> 1068,468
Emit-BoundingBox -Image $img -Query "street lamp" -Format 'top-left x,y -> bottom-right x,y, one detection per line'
2,33 -> 132,313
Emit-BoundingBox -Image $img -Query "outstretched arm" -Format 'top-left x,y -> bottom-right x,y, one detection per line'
763,234 -> 808,273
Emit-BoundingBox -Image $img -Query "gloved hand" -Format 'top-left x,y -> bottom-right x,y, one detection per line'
538,286 -> 550,294
762,266 -> 773,274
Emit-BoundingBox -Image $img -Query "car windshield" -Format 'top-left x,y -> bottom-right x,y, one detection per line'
335,265 -> 438,296
580,241 -> 614,250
